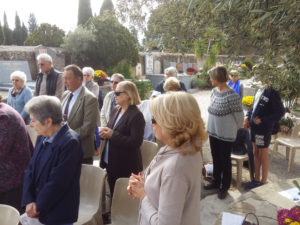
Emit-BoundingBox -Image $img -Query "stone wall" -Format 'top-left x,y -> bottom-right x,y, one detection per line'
0,45 -> 68,80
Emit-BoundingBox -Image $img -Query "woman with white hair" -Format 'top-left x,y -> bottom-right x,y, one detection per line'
7,71 -> 33,124
154,66 -> 187,93
82,67 -> 99,98
228,69 -> 243,98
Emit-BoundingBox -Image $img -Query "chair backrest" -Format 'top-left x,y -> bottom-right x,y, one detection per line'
291,123 -> 300,138
140,140 -> 158,170
0,204 -> 20,225
26,125 -> 38,147
75,164 -> 106,225
111,178 -> 140,225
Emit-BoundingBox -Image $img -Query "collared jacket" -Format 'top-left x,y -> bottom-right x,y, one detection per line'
101,105 -> 145,178
247,87 -> 285,133
22,124 -> 83,225
62,87 -> 98,159
7,86 -> 33,124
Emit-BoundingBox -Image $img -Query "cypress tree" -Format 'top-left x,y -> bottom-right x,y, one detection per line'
3,12 -> 13,45
21,22 -> 28,45
78,0 -> 93,26
13,12 -> 23,45
28,13 -> 38,33
0,22 -> 4,44
100,0 -> 114,15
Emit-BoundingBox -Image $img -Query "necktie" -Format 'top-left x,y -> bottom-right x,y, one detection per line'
63,93 -> 73,121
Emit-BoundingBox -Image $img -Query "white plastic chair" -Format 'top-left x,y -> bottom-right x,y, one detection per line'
273,124 -> 300,172
75,165 -> 106,225
109,178 -> 140,225
140,140 -> 158,170
0,204 -> 20,225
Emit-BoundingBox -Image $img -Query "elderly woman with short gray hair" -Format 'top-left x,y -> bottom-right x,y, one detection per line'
7,71 -> 33,124
82,67 -> 99,98
22,95 -> 82,225
155,66 -> 187,93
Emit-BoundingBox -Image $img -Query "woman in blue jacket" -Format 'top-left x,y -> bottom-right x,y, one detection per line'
22,96 -> 83,225
7,71 -> 32,124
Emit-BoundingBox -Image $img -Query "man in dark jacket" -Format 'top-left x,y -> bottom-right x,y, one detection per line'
35,53 -> 65,99
155,67 -> 187,93
244,86 -> 284,189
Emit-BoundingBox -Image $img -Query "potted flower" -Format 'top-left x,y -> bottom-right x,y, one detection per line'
242,96 -> 254,111
93,70 -> 108,86
280,116 -> 295,135
277,181 -> 300,224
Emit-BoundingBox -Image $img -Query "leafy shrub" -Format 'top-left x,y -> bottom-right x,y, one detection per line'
132,79 -> 153,100
108,61 -> 133,79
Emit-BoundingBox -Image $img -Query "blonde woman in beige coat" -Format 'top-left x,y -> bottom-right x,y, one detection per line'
128,92 -> 208,225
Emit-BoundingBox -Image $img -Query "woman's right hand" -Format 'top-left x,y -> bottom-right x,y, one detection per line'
127,172 -> 146,200
26,202 -> 40,218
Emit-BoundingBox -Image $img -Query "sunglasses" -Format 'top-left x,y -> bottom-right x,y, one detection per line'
111,81 -> 119,85
151,117 -> 157,124
114,91 -> 125,96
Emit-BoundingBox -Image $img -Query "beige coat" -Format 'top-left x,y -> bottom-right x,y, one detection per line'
139,145 -> 202,225
62,87 -> 98,159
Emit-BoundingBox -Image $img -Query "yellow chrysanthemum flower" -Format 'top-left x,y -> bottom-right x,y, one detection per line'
241,64 -> 246,68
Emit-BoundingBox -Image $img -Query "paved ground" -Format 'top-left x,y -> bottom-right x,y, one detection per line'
191,89 -> 300,225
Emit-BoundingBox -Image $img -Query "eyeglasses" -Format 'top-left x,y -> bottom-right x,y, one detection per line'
114,91 -> 125,96
151,117 -> 157,124
83,74 -> 91,77
111,81 -> 119,85
38,63 -> 45,66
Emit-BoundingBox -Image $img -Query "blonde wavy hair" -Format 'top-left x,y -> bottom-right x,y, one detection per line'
151,92 -> 208,155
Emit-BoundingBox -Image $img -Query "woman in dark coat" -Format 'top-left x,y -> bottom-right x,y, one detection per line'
100,81 -> 145,196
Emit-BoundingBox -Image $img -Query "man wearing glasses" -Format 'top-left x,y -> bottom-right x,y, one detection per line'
34,53 -> 65,99
100,73 -> 125,127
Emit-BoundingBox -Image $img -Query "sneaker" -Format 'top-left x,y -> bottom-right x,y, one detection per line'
217,189 -> 228,199
204,182 -> 219,190
244,180 -> 263,190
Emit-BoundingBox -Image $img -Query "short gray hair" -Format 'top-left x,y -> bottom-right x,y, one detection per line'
36,53 -> 53,63
25,95 -> 62,125
111,73 -> 125,81
10,71 -> 27,84
82,67 -> 94,77
164,67 -> 178,77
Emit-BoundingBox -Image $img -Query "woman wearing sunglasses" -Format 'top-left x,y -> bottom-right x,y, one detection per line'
99,81 -> 145,197
128,92 -> 207,225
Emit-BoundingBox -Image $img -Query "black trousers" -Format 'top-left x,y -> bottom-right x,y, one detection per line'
82,157 -> 93,165
209,136 -> 233,190
0,185 -> 24,213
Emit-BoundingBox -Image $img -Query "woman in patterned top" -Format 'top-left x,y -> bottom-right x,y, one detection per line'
204,66 -> 244,199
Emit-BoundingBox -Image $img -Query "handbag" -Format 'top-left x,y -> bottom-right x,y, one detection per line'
242,213 -> 259,225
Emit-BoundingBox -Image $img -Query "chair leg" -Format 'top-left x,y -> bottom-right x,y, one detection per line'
236,160 -> 242,189
286,147 -> 290,160
271,142 -> 279,160
288,148 -> 296,172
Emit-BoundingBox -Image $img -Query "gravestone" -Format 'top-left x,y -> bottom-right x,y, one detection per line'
135,63 -> 142,79
145,54 -> 154,74
153,60 -> 161,74
0,60 -> 32,83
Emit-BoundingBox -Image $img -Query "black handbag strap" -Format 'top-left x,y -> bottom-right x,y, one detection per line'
242,213 -> 259,225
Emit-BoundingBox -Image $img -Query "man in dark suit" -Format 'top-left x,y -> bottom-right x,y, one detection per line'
62,64 -> 98,164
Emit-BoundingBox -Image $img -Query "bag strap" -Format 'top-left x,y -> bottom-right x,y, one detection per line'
242,213 -> 259,225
